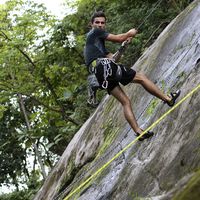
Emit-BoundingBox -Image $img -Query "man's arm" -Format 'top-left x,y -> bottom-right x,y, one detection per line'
106,28 -> 137,43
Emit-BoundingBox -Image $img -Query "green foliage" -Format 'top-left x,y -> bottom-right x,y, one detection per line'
0,191 -> 31,200
0,171 -> 41,200
0,104 -> 26,187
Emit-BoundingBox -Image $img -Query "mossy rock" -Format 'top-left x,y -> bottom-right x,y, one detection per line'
172,169 -> 200,200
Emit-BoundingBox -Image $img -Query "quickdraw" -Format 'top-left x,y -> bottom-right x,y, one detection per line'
99,58 -> 112,89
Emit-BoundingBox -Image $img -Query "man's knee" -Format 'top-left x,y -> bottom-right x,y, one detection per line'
133,72 -> 147,84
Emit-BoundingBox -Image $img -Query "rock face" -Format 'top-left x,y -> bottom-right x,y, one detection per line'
34,1 -> 200,200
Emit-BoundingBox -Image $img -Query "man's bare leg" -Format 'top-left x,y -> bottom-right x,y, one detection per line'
110,86 -> 143,134
132,73 -> 171,102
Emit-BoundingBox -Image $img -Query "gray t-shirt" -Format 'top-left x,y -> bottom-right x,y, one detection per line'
84,28 -> 109,66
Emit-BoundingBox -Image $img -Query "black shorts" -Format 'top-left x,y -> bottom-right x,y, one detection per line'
95,59 -> 136,94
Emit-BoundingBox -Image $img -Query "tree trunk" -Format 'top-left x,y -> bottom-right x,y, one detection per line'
18,93 -> 47,180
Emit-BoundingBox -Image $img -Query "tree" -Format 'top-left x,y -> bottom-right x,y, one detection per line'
0,0 -> 59,188
0,0 -> 93,190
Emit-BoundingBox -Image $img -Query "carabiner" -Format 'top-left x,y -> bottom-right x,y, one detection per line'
102,80 -> 108,89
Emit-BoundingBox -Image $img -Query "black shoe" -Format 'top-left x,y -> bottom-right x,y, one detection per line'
166,89 -> 181,107
135,130 -> 154,141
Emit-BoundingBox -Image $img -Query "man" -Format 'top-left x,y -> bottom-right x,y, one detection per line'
84,11 -> 180,141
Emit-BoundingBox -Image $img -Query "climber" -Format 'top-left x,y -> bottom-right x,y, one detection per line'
84,11 -> 180,141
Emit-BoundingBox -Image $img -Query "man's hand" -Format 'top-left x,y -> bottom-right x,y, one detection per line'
127,28 -> 138,37
126,37 -> 133,43
106,28 -> 137,43
122,37 -> 132,46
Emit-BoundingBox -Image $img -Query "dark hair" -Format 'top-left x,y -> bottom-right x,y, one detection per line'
91,11 -> 106,23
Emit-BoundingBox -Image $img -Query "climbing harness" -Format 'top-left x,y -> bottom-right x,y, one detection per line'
87,37 -> 130,106
88,58 -> 122,90
87,57 -> 120,106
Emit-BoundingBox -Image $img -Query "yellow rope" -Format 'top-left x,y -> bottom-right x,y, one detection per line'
64,83 -> 200,200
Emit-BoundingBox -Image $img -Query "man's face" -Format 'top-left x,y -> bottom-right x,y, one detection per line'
92,17 -> 106,29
